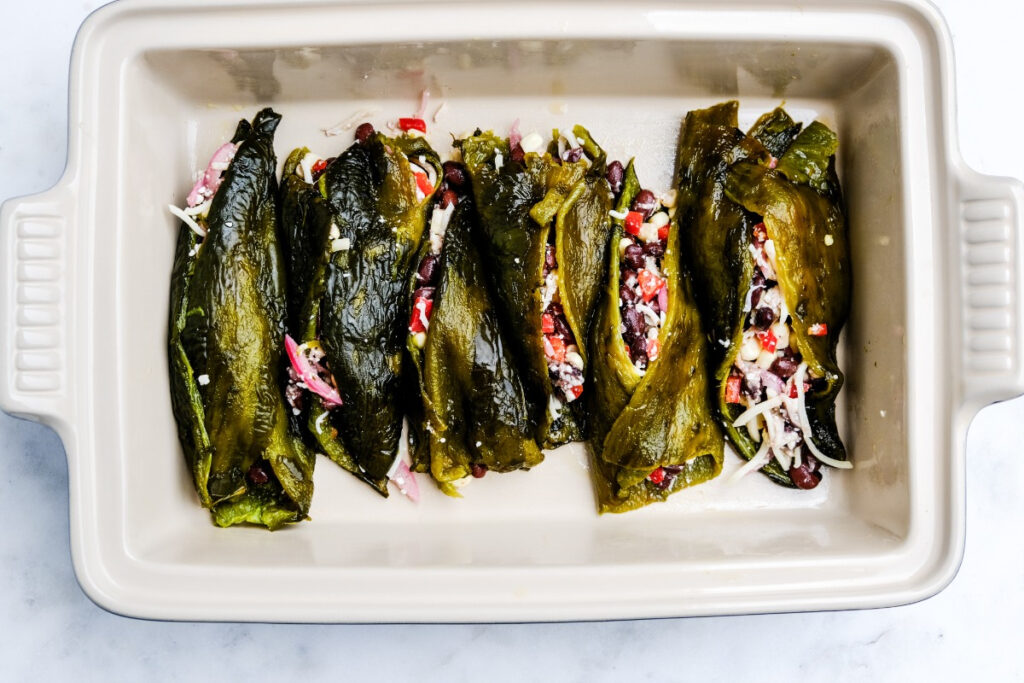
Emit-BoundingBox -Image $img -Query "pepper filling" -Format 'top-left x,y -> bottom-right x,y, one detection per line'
609,179 -> 680,491
409,161 -> 461,344
540,243 -> 585,404
724,221 -> 833,490
617,193 -> 670,377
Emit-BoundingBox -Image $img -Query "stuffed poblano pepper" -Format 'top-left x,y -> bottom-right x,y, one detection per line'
280,122 -> 441,497
677,102 -> 851,489
458,124 -> 612,448
587,160 -> 725,513
167,108 -> 315,530
405,161 -> 544,495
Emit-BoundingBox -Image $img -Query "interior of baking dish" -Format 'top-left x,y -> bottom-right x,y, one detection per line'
114,36 -> 912,574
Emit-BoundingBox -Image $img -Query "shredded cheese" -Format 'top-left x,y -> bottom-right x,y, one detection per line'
609,209 -> 629,220
729,439 -> 772,482
731,394 -> 784,427
168,204 -> 206,238
792,363 -> 853,469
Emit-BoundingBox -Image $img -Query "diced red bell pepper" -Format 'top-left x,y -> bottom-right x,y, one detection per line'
408,297 -> 432,333
311,158 -> 328,177
648,467 -> 665,484
624,211 -> 643,236
725,375 -> 742,404
657,223 -> 669,241
398,117 -> 427,133
544,335 -> 567,362
788,381 -> 810,399
637,269 -> 665,302
753,222 -> 768,243
541,313 -> 555,334
647,337 -> 661,361
567,384 -> 583,400
756,328 -> 777,354
413,171 -> 434,196
808,323 -> 828,337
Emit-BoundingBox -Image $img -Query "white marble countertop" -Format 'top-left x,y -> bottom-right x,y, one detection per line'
1,0 -> 1021,680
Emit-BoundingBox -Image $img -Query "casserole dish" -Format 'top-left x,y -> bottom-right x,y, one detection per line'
2,0 -> 1022,622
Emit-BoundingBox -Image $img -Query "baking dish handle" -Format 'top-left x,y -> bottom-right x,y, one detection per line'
957,169 -> 1024,407
0,186 -> 75,427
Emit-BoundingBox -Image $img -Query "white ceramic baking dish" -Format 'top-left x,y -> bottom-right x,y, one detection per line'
2,0 -> 1022,622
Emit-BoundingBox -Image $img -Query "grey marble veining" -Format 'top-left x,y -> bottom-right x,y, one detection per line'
0,1 -> 1022,681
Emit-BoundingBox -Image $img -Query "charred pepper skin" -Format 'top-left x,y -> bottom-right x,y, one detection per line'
280,133 -> 442,495
168,108 -> 316,530
677,102 -> 850,487
406,188 -> 543,496
587,162 -> 725,513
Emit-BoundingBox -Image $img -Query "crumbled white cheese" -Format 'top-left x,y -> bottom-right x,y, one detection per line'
824,234 -> 835,246
197,374 -> 210,386
519,132 -> 545,155
331,238 -> 351,253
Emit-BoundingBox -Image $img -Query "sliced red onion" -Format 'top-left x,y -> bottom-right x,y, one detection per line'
284,334 -> 343,407
760,368 -> 787,396
414,89 -> 430,120
388,459 -> 420,502
509,118 -> 522,150
187,142 -> 237,207
657,285 -> 668,313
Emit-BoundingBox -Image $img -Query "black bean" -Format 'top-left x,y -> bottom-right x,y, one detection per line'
553,316 -> 572,339
648,293 -> 660,314
606,160 -> 624,195
630,333 -> 648,358
247,464 -> 269,486
643,242 -> 665,258
355,122 -> 375,143
619,284 -> 637,306
622,306 -> 645,342
545,244 -> 558,271
442,161 -> 467,187
471,463 -> 488,478
632,348 -> 649,370
413,286 -> 435,301
752,307 -> 775,330
546,301 -> 564,319
440,189 -> 457,209
622,268 -> 637,285
752,268 -> 766,290
510,144 -> 525,163
631,189 -> 657,219
750,286 -> 764,310
624,244 -> 645,270
769,354 -> 799,380
789,463 -> 821,490
417,253 -> 439,283
564,147 -> 583,163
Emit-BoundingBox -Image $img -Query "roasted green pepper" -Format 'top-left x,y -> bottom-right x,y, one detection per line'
458,126 -> 611,448
280,130 -> 441,495
677,102 -> 850,489
406,175 -> 543,495
587,161 -> 724,512
168,108 -> 315,529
